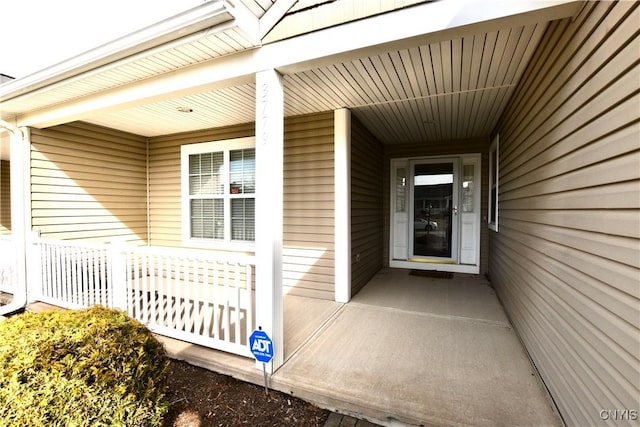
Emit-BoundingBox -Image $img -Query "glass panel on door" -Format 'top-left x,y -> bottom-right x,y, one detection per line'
392,163 -> 409,260
412,161 -> 456,259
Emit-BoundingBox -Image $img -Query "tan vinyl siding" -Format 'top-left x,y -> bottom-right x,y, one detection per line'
148,124 -> 255,247
30,123 -> 147,243
351,115 -> 383,296
383,139 -> 489,274
490,2 -> 640,426
0,160 -> 10,234
148,113 -> 336,300
283,112 -> 335,300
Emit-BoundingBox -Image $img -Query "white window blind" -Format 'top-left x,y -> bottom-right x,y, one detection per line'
181,138 -> 256,246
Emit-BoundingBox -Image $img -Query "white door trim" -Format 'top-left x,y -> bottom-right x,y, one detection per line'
389,153 -> 481,274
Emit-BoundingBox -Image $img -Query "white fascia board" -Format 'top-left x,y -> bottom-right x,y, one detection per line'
263,0 -> 583,74
0,0 -> 248,101
258,0 -> 298,39
12,0 -> 581,128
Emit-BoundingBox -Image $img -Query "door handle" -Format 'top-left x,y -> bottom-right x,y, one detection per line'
452,206 -> 458,215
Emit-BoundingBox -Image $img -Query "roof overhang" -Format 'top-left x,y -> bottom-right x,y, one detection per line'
0,0 -> 259,109
0,0 -> 583,141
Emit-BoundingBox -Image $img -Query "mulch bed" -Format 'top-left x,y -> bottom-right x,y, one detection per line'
163,359 -> 330,426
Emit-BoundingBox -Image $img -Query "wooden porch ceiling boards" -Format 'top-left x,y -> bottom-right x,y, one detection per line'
281,23 -> 547,144
87,22 -> 546,143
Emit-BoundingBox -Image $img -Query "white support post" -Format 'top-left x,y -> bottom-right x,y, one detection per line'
10,126 -> 30,304
334,109 -> 351,303
26,231 -> 42,303
254,69 -> 284,372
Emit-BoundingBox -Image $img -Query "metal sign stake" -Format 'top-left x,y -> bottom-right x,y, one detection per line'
262,363 -> 269,395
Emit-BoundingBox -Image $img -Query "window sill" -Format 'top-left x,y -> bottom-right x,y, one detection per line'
182,239 -> 255,254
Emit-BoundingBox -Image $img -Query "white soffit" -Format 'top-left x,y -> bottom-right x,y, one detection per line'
0,0 -> 259,117
87,84 -> 257,137
286,22 -> 549,144
90,21 -> 545,141
5,0 -> 582,142
1,28 -> 257,115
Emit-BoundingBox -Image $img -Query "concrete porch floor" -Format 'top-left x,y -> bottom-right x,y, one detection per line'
161,268 -> 562,427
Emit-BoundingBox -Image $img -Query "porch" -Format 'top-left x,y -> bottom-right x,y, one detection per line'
160,268 -> 562,427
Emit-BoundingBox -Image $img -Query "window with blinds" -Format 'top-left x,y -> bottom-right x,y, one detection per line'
181,138 -> 256,246
229,148 -> 255,241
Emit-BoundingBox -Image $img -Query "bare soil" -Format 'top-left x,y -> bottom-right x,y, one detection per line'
163,359 -> 330,427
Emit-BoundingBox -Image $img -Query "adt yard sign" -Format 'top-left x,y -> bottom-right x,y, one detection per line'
249,329 -> 274,363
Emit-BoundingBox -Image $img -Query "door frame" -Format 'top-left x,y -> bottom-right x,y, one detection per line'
408,157 -> 460,263
389,153 -> 481,274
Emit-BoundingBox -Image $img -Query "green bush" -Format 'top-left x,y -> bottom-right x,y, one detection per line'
0,306 -> 169,426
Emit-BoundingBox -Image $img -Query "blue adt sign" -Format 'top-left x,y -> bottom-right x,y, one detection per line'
249,329 -> 274,363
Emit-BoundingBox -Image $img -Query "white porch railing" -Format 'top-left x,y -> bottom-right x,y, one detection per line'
0,234 -> 17,295
32,238 -> 256,358
124,245 -> 255,358
35,238 -> 113,309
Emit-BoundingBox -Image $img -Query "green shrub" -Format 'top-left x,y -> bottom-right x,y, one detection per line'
0,306 -> 169,426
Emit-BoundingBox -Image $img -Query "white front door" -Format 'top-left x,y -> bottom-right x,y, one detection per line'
409,158 -> 459,262
390,154 -> 481,273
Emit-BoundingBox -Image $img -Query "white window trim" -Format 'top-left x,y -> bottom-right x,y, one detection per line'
488,134 -> 499,232
180,136 -> 255,250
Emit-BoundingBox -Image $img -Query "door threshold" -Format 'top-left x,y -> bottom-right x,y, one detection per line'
390,260 -> 480,274
408,258 -> 457,264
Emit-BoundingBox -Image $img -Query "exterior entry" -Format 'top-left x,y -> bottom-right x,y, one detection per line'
390,154 -> 481,274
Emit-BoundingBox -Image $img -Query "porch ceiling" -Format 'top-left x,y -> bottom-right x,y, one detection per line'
86,20 -> 547,143
1,1 -> 582,145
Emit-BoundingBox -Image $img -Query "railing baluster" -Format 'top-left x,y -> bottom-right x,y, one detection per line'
245,264 -> 253,346
82,249 -> 89,307
157,254 -> 164,328
173,256 -> 179,330
71,246 -> 79,306
90,250 -> 97,306
130,252 -> 138,319
52,244 -> 56,299
184,259 -> 195,332
202,260 -> 211,338
99,249 -> 106,307
192,258 -> 200,335
234,262 -> 241,347
149,253 -> 156,325
223,262 -> 230,343
176,258 -> 187,331
46,244 -> 53,300
141,251 -> 149,324
164,255 -> 172,328
58,246 -> 66,305
213,261 -> 220,341
127,252 -> 134,318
